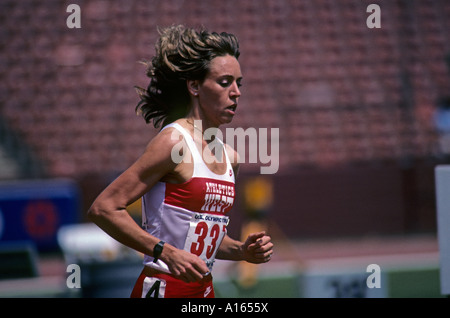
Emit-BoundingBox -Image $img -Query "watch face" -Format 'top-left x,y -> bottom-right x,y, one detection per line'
154,241 -> 164,257
153,242 -> 164,263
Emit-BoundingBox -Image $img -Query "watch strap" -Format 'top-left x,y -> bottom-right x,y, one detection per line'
153,240 -> 165,263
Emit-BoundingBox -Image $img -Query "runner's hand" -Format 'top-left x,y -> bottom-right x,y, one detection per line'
161,245 -> 210,283
241,231 -> 274,264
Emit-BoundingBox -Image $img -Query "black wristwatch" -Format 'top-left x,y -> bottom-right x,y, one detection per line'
153,240 -> 165,263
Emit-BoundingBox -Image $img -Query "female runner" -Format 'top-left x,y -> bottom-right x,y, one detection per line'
88,25 -> 274,298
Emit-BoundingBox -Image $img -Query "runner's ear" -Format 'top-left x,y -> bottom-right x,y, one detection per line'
187,80 -> 200,97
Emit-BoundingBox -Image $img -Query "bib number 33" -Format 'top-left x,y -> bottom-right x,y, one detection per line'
185,213 -> 229,268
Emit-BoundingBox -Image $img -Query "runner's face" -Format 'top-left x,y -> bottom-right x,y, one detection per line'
197,55 -> 242,126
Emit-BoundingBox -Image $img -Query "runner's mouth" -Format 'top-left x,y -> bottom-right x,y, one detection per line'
226,104 -> 237,112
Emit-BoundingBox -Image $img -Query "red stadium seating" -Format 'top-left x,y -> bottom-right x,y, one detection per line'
1,0 -> 449,179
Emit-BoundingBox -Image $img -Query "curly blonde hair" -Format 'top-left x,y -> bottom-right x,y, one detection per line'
135,25 -> 240,128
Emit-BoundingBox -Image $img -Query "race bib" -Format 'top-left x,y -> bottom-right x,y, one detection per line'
142,276 -> 166,298
184,213 -> 229,271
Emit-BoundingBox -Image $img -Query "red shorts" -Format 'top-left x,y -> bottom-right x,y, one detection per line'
130,268 -> 215,298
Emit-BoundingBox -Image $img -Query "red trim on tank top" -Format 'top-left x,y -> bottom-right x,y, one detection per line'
164,177 -> 235,215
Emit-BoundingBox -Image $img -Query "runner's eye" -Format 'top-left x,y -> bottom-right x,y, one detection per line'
219,80 -> 231,87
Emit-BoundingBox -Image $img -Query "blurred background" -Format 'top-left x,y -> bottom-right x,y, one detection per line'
0,0 -> 449,298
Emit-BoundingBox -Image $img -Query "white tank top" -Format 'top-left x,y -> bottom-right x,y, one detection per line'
141,123 -> 235,273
